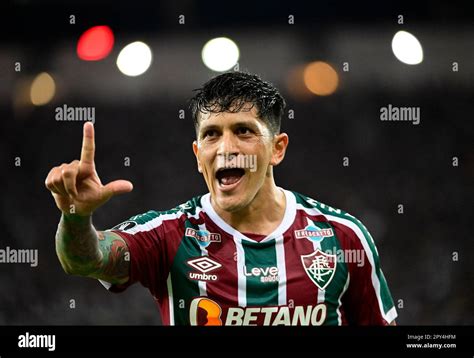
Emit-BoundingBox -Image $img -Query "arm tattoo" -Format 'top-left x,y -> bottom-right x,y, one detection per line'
56,214 -> 129,284
95,231 -> 130,284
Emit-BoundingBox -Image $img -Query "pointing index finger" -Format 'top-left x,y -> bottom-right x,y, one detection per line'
80,122 -> 95,165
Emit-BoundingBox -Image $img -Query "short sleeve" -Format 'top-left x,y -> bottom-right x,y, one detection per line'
335,217 -> 398,325
99,211 -> 171,298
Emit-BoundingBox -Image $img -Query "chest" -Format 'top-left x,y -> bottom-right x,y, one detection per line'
167,223 -> 350,325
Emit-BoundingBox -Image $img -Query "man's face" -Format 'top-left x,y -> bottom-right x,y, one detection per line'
193,105 -> 287,213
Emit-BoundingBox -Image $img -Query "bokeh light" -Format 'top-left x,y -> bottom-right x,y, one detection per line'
391,30 -> 423,65
30,72 -> 56,106
77,25 -> 114,61
201,37 -> 240,72
116,41 -> 153,77
303,61 -> 339,96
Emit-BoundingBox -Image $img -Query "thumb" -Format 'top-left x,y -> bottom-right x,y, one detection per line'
103,180 -> 134,198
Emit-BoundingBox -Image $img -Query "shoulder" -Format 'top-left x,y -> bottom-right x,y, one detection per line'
110,194 -> 205,234
172,195 -> 205,218
292,191 -> 377,247
132,194 -> 205,222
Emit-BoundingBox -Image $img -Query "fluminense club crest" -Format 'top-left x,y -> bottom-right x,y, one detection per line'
300,249 -> 337,290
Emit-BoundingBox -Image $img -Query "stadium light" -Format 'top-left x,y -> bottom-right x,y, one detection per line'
116,41 -> 153,77
30,72 -> 56,106
391,30 -> 423,65
303,61 -> 339,96
201,37 -> 240,72
77,25 -> 114,61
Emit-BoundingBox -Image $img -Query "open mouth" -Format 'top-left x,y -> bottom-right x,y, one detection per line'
215,168 -> 245,189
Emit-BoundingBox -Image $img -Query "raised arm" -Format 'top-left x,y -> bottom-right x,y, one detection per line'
45,122 -> 133,284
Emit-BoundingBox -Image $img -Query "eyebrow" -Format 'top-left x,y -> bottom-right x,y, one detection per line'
199,124 -> 220,135
232,121 -> 259,129
199,121 -> 259,134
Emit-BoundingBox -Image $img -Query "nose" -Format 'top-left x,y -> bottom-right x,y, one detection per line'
217,129 -> 239,157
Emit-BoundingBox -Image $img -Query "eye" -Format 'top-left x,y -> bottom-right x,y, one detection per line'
203,129 -> 218,138
236,127 -> 253,135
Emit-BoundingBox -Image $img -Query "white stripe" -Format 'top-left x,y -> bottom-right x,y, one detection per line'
314,245 -> 325,304
234,237 -> 247,307
337,272 -> 350,325
296,203 -> 323,217
198,275 -> 207,296
306,217 -> 325,304
98,279 -> 112,290
385,306 -> 398,323
274,235 -> 287,305
166,274 -> 175,325
325,214 -> 396,323
198,224 -> 208,297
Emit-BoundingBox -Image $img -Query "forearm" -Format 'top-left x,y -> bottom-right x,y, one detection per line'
55,214 -> 102,276
55,213 -> 130,284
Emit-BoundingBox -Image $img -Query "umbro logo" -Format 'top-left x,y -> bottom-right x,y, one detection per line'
187,257 -> 222,281
187,257 -> 222,273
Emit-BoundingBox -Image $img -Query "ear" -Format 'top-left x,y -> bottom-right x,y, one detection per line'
270,133 -> 289,166
192,140 -> 203,173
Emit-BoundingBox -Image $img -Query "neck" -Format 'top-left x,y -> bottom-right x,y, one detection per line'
212,176 -> 286,236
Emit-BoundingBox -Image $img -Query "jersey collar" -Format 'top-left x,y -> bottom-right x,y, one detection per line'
201,188 -> 297,243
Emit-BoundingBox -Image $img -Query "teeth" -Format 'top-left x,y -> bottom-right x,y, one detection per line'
216,168 -> 245,188
217,175 -> 241,186
222,176 -> 239,185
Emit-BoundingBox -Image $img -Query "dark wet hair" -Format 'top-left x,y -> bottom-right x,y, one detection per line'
189,71 -> 286,135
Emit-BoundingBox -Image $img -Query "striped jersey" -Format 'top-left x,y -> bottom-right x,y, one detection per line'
101,189 -> 397,326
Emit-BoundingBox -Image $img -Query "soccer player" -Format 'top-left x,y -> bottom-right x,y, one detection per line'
45,72 -> 397,325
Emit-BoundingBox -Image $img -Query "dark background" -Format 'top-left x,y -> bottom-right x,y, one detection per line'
0,0 -> 472,325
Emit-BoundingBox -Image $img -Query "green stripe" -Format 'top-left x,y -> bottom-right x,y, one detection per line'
170,221 -> 202,324
242,240 -> 278,306
128,210 -> 161,223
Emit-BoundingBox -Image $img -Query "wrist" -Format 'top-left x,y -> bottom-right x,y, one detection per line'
61,212 -> 93,225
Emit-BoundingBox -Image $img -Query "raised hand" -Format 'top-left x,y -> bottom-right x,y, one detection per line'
45,122 -> 133,216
